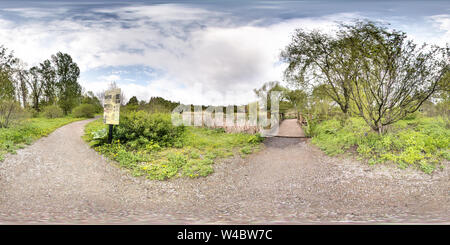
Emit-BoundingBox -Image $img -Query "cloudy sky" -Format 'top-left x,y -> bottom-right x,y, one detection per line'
0,0 -> 449,105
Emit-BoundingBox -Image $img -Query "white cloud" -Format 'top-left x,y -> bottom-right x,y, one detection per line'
98,74 -> 120,82
427,15 -> 450,46
0,4 -> 448,105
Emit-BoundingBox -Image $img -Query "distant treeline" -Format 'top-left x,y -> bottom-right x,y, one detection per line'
0,45 -> 103,127
124,95 -> 257,114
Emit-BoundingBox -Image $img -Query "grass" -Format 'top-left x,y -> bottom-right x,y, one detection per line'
84,118 -> 263,180
309,115 -> 450,173
0,116 -> 86,161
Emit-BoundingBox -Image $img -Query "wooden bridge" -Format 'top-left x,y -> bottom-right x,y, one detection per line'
267,118 -> 306,138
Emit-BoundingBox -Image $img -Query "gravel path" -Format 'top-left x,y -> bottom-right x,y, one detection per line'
277,119 -> 305,137
0,119 -> 448,224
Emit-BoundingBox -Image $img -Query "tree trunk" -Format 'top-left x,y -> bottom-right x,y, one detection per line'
374,122 -> 385,135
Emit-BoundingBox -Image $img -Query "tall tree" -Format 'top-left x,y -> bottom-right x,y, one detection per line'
81,91 -> 103,113
281,21 -> 449,133
127,96 -> 138,106
0,45 -> 17,101
281,30 -> 354,114
13,60 -> 29,108
145,96 -> 180,113
0,45 -> 23,128
343,21 -> 448,133
27,66 -> 44,111
253,81 -> 286,111
39,59 -> 57,105
309,84 -> 336,120
52,52 -> 81,115
285,89 -> 308,114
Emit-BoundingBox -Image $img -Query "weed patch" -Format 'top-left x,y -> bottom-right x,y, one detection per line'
311,116 -> 449,173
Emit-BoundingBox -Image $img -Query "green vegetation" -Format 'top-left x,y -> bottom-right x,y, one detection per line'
281,20 -> 448,133
114,111 -> 185,147
0,101 -> 28,128
84,113 -> 263,180
72,104 -> 96,118
42,105 -> 64,118
1,45 -> 102,127
271,20 -> 449,174
139,96 -> 181,113
80,91 -> 103,114
310,116 -> 449,173
0,116 -> 85,161
0,45 -> 104,159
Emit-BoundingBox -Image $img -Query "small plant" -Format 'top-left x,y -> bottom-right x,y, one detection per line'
145,141 -> 161,152
88,128 -> 108,145
248,133 -> 264,144
240,145 -> 253,155
189,149 -> 201,159
167,152 -> 187,168
213,128 -> 226,133
182,158 -> 214,178
357,144 -> 372,158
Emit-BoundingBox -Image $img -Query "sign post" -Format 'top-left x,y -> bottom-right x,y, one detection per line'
107,124 -> 114,144
103,88 -> 121,144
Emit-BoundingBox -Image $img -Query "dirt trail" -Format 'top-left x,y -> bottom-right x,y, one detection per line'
277,119 -> 305,137
0,119 -> 448,224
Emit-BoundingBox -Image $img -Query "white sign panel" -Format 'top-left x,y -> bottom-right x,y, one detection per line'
103,88 -> 121,125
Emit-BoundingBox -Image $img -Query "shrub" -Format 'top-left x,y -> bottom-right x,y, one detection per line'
42,105 -> 64,119
311,116 -> 449,173
72,104 -> 96,118
122,104 -> 139,113
0,100 -> 28,128
26,108 -> 40,118
303,117 -> 320,137
114,111 -> 185,147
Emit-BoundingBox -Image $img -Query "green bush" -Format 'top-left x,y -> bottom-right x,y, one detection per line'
114,111 -> 185,147
26,108 -> 40,118
42,105 -> 64,119
72,104 -> 96,118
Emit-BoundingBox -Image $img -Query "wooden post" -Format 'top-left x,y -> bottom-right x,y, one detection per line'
108,124 -> 113,144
